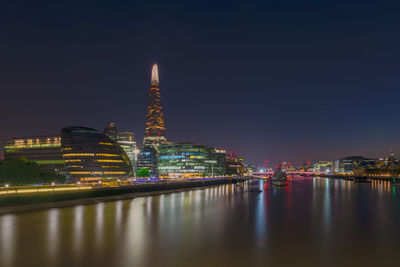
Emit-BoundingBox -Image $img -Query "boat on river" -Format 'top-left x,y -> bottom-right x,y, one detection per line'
250,188 -> 263,193
269,168 -> 288,186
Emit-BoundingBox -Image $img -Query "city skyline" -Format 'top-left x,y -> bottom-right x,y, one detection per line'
1,1 -> 400,165
1,2 -> 400,267
1,58 -> 399,166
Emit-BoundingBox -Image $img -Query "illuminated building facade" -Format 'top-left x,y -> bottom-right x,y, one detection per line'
212,149 -> 227,175
143,64 -> 167,148
244,163 -> 257,173
4,136 -> 64,172
117,132 -> 136,164
104,123 -> 137,171
61,126 -> 132,183
377,149 -> 398,167
337,156 -> 375,174
137,146 -> 158,176
311,161 -> 333,173
226,152 -> 245,175
158,143 -> 226,178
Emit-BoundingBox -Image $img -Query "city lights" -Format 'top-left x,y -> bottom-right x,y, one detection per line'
0,2 -> 399,266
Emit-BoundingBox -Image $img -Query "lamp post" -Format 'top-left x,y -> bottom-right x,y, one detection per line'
5,184 -> 9,196
133,148 -> 140,182
51,182 -> 55,200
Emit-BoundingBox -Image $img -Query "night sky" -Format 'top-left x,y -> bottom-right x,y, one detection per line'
1,0 -> 400,166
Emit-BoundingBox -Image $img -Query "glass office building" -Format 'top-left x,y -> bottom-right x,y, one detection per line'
61,126 -> 132,183
158,143 -> 226,178
116,132 -> 136,165
137,146 -> 158,177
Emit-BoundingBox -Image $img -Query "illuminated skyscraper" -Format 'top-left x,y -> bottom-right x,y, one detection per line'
143,64 -> 167,148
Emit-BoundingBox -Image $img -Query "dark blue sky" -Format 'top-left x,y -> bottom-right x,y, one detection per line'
1,0 -> 400,166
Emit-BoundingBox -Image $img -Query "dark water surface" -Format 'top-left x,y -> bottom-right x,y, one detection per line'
1,177 -> 400,267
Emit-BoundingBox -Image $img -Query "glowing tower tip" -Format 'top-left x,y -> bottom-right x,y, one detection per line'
151,64 -> 159,85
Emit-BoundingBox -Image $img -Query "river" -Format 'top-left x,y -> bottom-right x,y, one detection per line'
0,177 -> 399,267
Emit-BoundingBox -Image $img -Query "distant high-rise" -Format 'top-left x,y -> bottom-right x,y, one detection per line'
117,131 -> 137,167
137,146 -> 158,177
143,64 -> 167,148
104,122 -> 117,140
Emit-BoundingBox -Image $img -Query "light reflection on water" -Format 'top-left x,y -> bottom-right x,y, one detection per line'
324,178 -> 331,232
0,214 -> 15,267
255,181 -> 266,243
0,178 -> 400,266
46,209 -> 59,263
73,205 -> 84,255
94,202 -> 104,254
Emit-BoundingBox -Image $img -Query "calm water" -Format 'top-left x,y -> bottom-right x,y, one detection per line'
0,177 -> 400,267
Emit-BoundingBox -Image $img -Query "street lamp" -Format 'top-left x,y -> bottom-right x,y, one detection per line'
133,148 -> 140,180
51,182 -> 55,200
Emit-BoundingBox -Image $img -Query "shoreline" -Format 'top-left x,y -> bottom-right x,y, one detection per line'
0,178 -> 242,215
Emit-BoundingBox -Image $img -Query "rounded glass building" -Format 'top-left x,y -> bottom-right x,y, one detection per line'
61,126 -> 133,183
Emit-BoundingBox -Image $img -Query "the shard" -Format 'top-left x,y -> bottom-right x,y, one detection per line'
143,63 -> 167,148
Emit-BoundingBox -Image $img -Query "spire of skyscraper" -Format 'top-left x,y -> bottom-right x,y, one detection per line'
143,63 -> 167,148
151,64 -> 159,86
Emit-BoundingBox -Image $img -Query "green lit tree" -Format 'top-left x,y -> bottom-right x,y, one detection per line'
137,168 -> 151,178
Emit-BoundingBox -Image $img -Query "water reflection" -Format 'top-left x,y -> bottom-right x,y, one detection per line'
47,209 -> 59,262
255,181 -> 266,243
0,215 -> 16,267
73,205 -> 84,254
114,201 -> 122,232
1,178 -> 400,267
95,202 -> 104,252
323,179 -> 331,231
122,198 -> 147,266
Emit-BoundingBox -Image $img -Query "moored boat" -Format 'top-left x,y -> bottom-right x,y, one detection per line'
269,168 -> 288,186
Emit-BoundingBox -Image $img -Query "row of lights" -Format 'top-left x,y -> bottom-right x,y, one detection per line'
3,177 -> 162,189
3,183 -> 56,188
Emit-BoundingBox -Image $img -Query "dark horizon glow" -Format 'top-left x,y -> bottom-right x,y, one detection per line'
1,0 -> 400,166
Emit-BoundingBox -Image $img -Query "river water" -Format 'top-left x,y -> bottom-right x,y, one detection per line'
0,177 -> 399,267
